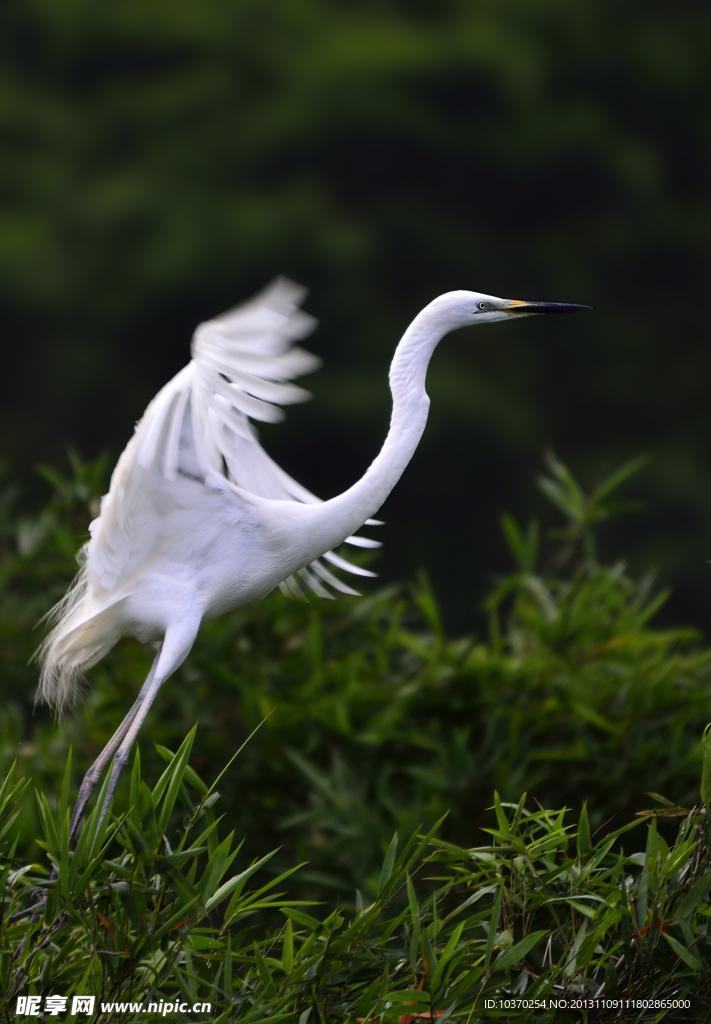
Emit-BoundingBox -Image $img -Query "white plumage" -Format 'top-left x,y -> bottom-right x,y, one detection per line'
38,279 -> 378,712
36,277 -> 588,835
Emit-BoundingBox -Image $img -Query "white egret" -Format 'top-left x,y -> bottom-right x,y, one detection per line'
38,278 -> 589,834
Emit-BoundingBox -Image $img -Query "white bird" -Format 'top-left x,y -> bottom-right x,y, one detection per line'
38,278 -> 589,834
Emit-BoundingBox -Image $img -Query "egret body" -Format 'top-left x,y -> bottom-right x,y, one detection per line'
39,280 -> 588,833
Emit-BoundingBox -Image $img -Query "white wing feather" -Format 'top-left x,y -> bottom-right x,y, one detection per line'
92,277 -> 380,598
38,278 -> 380,710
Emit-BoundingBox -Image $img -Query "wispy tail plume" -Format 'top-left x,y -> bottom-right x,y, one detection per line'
34,548 -> 116,715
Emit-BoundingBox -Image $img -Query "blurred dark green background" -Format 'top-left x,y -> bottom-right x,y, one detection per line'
1,0 -> 710,635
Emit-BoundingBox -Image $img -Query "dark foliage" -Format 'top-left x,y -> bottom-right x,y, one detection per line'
0,1 -> 710,633
2,453 -> 711,907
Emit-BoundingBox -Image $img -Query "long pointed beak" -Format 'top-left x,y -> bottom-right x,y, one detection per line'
503,299 -> 592,315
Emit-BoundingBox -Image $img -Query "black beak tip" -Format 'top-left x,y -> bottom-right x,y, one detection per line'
509,301 -> 592,315
538,302 -> 592,314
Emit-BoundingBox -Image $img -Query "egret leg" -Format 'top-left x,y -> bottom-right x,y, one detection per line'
94,615 -> 201,833
6,662 -> 164,926
96,669 -> 167,830
68,653 -> 160,839
7,662 -> 164,927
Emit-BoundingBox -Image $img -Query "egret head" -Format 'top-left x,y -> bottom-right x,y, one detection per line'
424,290 -> 591,332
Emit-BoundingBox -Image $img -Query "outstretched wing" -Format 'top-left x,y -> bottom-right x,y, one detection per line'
100,277 -> 379,598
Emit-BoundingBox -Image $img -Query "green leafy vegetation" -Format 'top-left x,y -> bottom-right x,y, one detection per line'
3,453 -> 711,899
2,454 -> 711,1017
1,731 -> 709,1022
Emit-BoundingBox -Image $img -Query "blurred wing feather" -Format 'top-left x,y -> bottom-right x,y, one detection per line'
89,277 -> 379,597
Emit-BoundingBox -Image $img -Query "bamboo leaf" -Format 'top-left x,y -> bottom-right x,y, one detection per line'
280,918 -> 294,974
494,930 -> 549,972
661,932 -> 702,970
485,888 -> 502,969
157,725 -> 197,833
205,848 -> 279,913
431,920 -> 464,990
378,832 -> 398,894
591,454 -> 651,504
492,791 -> 508,834
577,802 -> 591,858
252,942 -> 277,998
675,872 -> 711,921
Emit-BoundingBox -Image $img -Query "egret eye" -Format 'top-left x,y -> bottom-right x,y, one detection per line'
477,301 -> 488,310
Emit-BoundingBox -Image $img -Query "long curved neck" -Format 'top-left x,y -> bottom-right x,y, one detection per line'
307,307 -> 448,553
